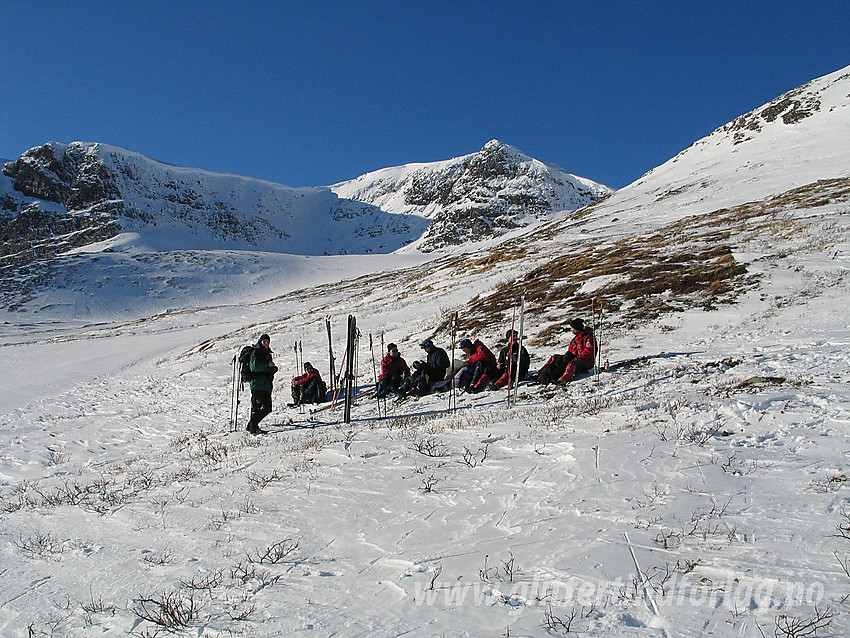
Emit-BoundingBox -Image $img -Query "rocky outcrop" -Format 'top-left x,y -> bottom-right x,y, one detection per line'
4,143 -> 120,209
332,140 -> 612,251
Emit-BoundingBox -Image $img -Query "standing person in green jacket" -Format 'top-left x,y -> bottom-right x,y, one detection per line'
246,333 -> 278,434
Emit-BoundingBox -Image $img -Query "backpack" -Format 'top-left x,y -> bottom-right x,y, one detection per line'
536,354 -> 568,384
237,345 -> 255,383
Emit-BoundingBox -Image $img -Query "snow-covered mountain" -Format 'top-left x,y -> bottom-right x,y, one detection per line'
1,140 -> 609,312
582,64 -> 850,232
332,139 -> 612,251
1,142 -> 426,258
1,65 -> 850,638
445,65 -> 850,343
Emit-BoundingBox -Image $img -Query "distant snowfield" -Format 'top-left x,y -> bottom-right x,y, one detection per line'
0,247 -> 430,413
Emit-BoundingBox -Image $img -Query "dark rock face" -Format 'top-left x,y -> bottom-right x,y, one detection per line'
2,144 -> 123,274
404,140 -> 607,251
4,143 -> 120,209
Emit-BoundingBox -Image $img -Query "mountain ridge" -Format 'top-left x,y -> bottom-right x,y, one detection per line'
331,139 -> 612,251
1,139 -> 609,262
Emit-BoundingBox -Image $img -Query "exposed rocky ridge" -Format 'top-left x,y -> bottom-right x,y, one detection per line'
714,69 -> 849,145
1,142 -> 425,265
331,139 -> 613,251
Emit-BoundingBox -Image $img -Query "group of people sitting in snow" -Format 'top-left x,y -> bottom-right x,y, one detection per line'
243,319 -> 598,434
287,318 -> 599,405
374,317 -> 597,399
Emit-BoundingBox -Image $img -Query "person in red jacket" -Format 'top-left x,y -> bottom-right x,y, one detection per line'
291,362 -> 326,405
558,319 -> 597,383
452,338 -> 497,393
376,343 -> 411,398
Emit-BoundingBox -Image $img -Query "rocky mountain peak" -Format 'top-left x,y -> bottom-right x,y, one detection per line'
332,140 -> 612,251
4,141 -> 118,209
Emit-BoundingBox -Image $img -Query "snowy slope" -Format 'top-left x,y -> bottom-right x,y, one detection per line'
1,66 -> 849,638
578,64 -> 850,231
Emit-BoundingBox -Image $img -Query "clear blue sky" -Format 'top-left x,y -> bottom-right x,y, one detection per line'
1,1 -> 848,190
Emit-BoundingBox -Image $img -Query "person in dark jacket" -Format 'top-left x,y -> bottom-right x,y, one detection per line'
291,362 -> 326,405
376,343 -> 411,398
246,333 -> 278,434
558,319 -> 597,383
452,338 -> 497,393
491,329 -> 530,390
400,338 -> 451,396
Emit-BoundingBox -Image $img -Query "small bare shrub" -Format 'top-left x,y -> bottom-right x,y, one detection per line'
420,474 -> 441,493
14,531 -> 68,560
542,604 -> 596,633
812,474 -> 849,494
773,606 -> 834,637
179,569 -> 224,591
131,588 -> 203,633
80,588 -> 118,616
245,469 -> 286,490
141,549 -> 175,567
459,445 -> 489,467
411,436 -> 449,458
427,565 -> 442,591
246,538 -> 300,564
45,449 -> 70,466
208,509 -> 241,531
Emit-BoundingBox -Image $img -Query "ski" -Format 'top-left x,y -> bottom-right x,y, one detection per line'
343,315 -> 357,424
326,316 -> 336,394
369,333 -> 383,418
448,312 -> 457,413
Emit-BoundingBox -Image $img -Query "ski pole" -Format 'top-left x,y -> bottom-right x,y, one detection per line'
326,316 -> 336,394
233,352 -> 242,433
298,340 -> 306,414
597,300 -> 604,381
344,315 -> 356,424
331,346 -> 347,409
513,294 -> 525,407
380,333 -> 387,415
506,305 -> 516,406
370,334 -> 381,418
230,352 -> 238,432
449,313 -> 457,413
353,326 -> 361,403
297,340 -> 303,377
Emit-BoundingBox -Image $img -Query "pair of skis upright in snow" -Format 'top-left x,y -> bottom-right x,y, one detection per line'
327,314 -> 359,423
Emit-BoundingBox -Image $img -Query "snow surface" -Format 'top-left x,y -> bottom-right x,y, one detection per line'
1,65 -> 850,637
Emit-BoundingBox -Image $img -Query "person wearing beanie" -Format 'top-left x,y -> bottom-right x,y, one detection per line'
246,333 -> 278,434
558,318 -> 597,384
291,362 -> 326,406
399,338 -> 451,397
491,329 -> 530,390
530,319 -> 598,385
376,343 -> 411,398
452,337 -> 497,393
